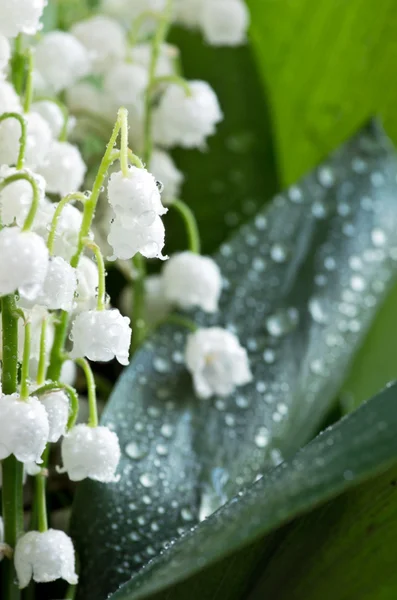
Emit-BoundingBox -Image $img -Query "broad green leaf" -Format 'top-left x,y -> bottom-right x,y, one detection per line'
111,382 -> 397,599
247,458 -> 397,600
341,279 -> 397,410
247,0 -> 397,185
72,122 -> 397,600
166,28 -> 279,254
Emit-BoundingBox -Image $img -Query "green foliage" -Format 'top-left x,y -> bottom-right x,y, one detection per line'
71,122 -> 397,600
247,0 -> 397,185
111,382 -> 397,599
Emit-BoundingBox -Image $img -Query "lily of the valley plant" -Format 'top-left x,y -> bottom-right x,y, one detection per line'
0,0 -> 252,598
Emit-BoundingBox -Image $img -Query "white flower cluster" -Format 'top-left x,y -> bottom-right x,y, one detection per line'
0,0 -> 253,592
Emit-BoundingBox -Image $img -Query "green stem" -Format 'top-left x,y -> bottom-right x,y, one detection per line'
142,0 -> 173,165
1,295 -> 23,600
47,192 -> 87,254
34,382 -> 79,430
20,320 -> 31,400
75,358 -> 98,427
47,113 -> 123,381
0,173 -> 41,232
35,446 -> 49,533
83,240 -> 106,311
171,199 -> 201,254
0,113 -> 27,170
22,49 -> 34,114
11,34 -> 25,97
130,254 -> 147,355
36,318 -> 48,386
119,107 -> 129,177
151,74 -> 191,95
155,313 -> 198,333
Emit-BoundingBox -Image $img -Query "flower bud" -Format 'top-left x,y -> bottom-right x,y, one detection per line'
0,394 -> 49,463
15,529 -> 78,588
40,390 -> 69,443
108,214 -> 167,261
60,424 -> 121,482
38,141 -> 86,197
0,0 -> 46,37
0,227 -> 49,298
70,308 -> 131,365
185,327 -> 253,399
37,256 -> 77,311
0,167 -> 46,227
201,0 -> 250,46
162,252 -> 222,313
0,112 -> 52,169
71,15 -> 126,73
35,31 -> 91,93
107,167 -> 167,221
153,80 -> 223,148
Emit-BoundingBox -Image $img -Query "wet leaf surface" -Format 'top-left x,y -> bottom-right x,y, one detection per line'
72,122 -> 397,599
112,382 -> 397,599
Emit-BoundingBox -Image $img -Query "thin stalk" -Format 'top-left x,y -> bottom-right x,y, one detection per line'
47,192 -> 87,255
0,113 -> 27,170
20,320 -> 31,400
75,358 -> 98,427
35,446 -> 49,533
119,107 -> 129,177
156,313 -> 198,333
130,254 -> 147,355
22,49 -> 34,114
84,240 -> 106,311
0,172 -> 41,232
34,382 -> 79,430
36,318 -> 48,386
47,114 -> 123,381
142,0 -> 173,165
171,199 -> 201,254
1,295 -> 23,600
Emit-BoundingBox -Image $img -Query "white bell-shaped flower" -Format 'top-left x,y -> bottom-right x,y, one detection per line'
153,80 -> 223,148
0,166 -> 46,227
130,43 -> 177,78
34,201 -> 83,261
38,141 -> 86,196
0,0 -> 46,37
37,256 -> 77,311
30,100 -> 66,139
0,35 -> 11,72
35,31 -> 91,94
70,308 -> 132,365
40,390 -> 69,443
149,150 -> 183,203
201,0 -> 250,46
0,227 -> 49,298
162,252 -> 222,313
120,274 -> 172,327
101,0 -> 166,22
66,81 -> 111,119
0,80 -> 22,114
104,62 -> 148,114
60,424 -> 121,482
107,167 -> 167,221
15,529 -> 78,588
108,214 -> 167,261
71,16 -> 126,73
0,394 -> 49,463
60,360 -> 77,387
75,255 -> 99,312
185,327 -> 253,399
173,0 -> 204,27
0,112 -> 52,169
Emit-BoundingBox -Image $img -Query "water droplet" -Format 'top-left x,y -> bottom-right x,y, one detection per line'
288,185 -> 303,203
318,166 -> 335,187
270,243 -> 289,263
311,201 -> 328,219
181,508 -> 194,522
263,349 -> 276,364
125,442 -> 147,460
160,423 -> 174,438
371,228 -> 386,247
308,297 -> 328,324
254,215 -> 267,230
350,274 -> 366,292
254,427 -> 269,448
153,357 -> 170,373
156,444 -> 168,456
266,308 -> 299,337
236,395 -> 250,409
139,473 -> 155,488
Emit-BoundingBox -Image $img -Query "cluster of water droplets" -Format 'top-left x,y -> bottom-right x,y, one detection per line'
72,122 -> 397,599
